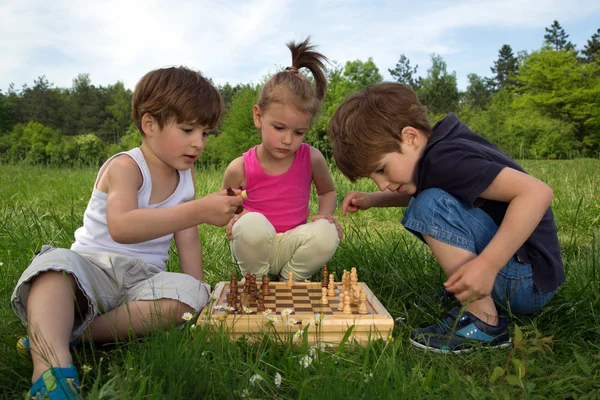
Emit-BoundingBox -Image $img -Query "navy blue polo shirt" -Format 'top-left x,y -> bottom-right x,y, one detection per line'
415,113 -> 565,292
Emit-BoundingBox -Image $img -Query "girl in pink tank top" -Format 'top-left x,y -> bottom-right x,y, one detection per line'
222,38 -> 342,282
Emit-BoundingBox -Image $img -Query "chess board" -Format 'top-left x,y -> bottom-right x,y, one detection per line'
199,281 -> 394,346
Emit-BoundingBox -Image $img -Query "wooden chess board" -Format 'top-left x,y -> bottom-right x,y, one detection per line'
199,281 -> 394,346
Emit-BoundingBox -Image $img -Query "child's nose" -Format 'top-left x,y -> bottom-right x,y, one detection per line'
281,132 -> 293,145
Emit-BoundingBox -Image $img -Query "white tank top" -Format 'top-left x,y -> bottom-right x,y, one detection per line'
71,147 -> 195,268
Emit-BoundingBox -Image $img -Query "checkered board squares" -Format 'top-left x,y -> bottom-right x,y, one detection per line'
200,281 -> 394,346
257,285 -> 376,315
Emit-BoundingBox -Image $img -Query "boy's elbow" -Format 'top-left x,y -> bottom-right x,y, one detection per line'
539,182 -> 554,207
107,222 -> 131,244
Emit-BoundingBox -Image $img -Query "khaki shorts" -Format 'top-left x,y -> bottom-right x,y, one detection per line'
11,245 -> 211,339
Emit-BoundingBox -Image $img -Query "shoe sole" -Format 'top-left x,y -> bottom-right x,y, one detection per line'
409,337 -> 512,354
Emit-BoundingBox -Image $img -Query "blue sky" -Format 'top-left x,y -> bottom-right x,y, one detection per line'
1,0 -> 599,93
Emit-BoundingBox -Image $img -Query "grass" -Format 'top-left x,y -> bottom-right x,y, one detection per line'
0,159 -> 599,399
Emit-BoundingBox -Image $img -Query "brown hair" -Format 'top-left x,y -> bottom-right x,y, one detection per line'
257,37 -> 328,118
328,82 -> 431,182
131,66 -> 224,135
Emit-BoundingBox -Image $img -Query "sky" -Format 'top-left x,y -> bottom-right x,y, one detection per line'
1,0 -> 599,93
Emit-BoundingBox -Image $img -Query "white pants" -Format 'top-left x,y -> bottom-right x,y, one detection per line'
230,212 -> 340,281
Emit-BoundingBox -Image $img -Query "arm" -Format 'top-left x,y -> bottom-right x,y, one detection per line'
444,167 -> 554,301
222,157 -> 251,239
104,156 -> 243,243
341,190 -> 411,216
310,147 -> 337,217
175,226 -> 204,280
310,147 -> 343,239
175,167 -> 203,280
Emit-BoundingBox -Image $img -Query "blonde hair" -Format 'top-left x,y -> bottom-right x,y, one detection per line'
257,37 -> 328,118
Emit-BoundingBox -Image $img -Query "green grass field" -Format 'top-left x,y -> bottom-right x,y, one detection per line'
1,159 -> 599,399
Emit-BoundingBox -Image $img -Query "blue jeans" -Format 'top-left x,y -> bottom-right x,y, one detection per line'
401,188 -> 555,314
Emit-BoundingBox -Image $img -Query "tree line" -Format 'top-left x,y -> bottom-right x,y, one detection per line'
1,21 -> 598,167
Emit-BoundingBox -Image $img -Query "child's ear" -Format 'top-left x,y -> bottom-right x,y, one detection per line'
401,126 -> 422,149
141,113 -> 157,136
252,105 -> 262,129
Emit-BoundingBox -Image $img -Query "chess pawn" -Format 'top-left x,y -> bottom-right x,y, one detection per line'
262,276 -> 271,295
328,274 -> 335,297
321,287 -> 329,304
358,291 -> 368,314
337,290 -> 345,311
343,293 -> 352,314
256,293 -> 265,312
287,272 -> 294,287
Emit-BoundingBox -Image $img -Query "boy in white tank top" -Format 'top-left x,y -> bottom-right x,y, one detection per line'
10,67 -> 244,399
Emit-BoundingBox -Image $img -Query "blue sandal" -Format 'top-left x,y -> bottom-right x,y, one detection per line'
27,365 -> 81,399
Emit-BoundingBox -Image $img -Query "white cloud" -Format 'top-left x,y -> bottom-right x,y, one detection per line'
1,0 -> 599,91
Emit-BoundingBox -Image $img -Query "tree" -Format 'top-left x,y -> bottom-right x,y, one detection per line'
19,76 -> 63,128
516,47 -> 600,155
106,81 -> 132,143
544,20 -> 575,51
581,28 -> 600,63
203,85 -> 261,165
388,54 -> 420,88
463,73 -> 492,110
491,45 -> 519,90
417,54 -> 459,116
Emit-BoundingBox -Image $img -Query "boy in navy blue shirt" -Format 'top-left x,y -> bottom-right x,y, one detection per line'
328,82 -> 564,353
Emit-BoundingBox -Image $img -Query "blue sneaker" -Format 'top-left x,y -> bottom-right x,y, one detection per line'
17,336 -> 79,358
27,365 -> 81,399
409,306 -> 512,354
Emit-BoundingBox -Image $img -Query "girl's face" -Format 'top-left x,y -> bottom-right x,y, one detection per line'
253,102 -> 311,161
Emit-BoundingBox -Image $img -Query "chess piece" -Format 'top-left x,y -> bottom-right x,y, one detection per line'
328,274 -> 335,297
343,293 -> 352,314
337,290 -> 345,311
321,265 -> 329,287
358,291 -> 368,314
287,272 -> 294,287
240,292 -> 250,307
351,268 -> 358,289
261,275 -> 271,295
257,293 -> 265,312
321,287 -> 329,304
250,274 -> 257,300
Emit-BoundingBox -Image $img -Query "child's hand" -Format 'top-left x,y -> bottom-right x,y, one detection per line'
341,192 -> 373,216
198,189 -> 244,227
312,215 -> 343,240
443,258 -> 497,303
226,213 -> 243,240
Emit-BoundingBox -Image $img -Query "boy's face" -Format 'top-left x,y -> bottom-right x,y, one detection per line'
144,115 -> 211,170
368,127 -> 426,196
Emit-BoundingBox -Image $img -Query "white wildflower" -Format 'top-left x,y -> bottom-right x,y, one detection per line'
243,306 -> 252,314
240,388 -> 250,398
280,308 -> 293,316
249,373 -> 264,385
299,355 -> 313,368
294,330 -> 303,340
364,372 -> 374,383
81,364 -> 92,374
287,318 -> 297,326
182,312 -> 193,321
274,372 -> 282,388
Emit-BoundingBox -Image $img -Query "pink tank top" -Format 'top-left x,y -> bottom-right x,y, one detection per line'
242,143 -> 312,233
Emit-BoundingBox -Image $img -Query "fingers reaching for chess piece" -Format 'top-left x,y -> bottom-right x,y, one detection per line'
226,187 -> 247,214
